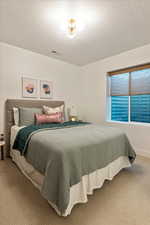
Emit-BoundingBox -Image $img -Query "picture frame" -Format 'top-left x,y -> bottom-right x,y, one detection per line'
22,77 -> 38,98
40,80 -> 53,99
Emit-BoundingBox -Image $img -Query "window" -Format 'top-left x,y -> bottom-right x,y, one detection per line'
108,64 -> 150,123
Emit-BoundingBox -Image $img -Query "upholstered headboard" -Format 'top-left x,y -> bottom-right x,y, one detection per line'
5,99 -> 65,157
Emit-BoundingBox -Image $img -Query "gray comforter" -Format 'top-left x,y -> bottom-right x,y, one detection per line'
14,124 -> 136,214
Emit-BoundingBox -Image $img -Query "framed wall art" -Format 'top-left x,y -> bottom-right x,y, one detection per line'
22,77 -> 38,98
40,80 -> 53,99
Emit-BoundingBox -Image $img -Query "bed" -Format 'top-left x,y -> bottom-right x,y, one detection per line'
5,99 -> 136,216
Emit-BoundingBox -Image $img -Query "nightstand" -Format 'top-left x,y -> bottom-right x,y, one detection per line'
0,141 -> 5,160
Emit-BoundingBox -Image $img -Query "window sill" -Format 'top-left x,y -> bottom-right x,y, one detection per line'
106,120 -> 150,127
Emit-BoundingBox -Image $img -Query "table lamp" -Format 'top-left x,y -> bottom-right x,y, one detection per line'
69,105 -> 78,122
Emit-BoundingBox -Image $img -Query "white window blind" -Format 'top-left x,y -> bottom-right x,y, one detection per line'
130,69 -> 150,95
108,64 -> 150,123
111,73 -> 129,96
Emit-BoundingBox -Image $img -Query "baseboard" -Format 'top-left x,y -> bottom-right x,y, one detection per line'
135,149 -> 150,158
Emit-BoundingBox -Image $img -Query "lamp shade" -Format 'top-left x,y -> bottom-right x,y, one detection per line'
69,105 -> 77,116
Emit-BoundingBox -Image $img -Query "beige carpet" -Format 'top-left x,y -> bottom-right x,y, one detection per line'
0,156 -> 150,225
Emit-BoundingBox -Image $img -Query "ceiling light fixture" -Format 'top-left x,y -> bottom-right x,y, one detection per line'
68,18 -> 76,38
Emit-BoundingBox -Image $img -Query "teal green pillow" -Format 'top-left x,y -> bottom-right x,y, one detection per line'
19,107 -> 42,126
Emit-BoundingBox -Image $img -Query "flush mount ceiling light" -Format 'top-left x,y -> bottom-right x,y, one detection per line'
45,2 -> 101,39
68,18 -> 77,38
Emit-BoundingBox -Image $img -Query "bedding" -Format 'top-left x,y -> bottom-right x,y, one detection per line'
11,125 -> 24,146
19,107 -> 42,126
11,128 -> 131,216
43,105 -> 64,120
13,107 -> 19,126
10,148 -> 131,216
43,105 -> 64,114
35,112 -> 64,124
13,122 -> 136,215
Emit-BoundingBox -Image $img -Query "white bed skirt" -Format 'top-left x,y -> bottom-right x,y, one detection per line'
11,149 -> 131,216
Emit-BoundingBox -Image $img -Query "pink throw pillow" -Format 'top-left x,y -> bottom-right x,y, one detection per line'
35,112 -> 64,124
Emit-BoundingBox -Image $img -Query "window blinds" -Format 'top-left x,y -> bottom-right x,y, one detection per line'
111,96 -> 128,122
109,63 -> 150,123
130,69 -> 150,95
109,64 -> 150,96
131,95 -> 150,123
110,73 -> 129,96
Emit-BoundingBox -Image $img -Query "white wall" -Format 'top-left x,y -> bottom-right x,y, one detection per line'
0,42 -> 82,131
82,43 -> 150,157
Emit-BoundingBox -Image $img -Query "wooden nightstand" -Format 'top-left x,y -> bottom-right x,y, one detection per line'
0,141 -> 5,160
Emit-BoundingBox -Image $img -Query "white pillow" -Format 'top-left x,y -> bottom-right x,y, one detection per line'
43,105 -> 65,120
13,107 -> 19,126
43,105 -> 64,114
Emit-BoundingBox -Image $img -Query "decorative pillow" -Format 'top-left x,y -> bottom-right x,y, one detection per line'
43,105 -> 65,120
13,107 -> 19,126
35,112 -> 64,124
19,107 -> 42,126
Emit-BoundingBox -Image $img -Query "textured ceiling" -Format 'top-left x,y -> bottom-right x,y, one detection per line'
1,0 -> 150,66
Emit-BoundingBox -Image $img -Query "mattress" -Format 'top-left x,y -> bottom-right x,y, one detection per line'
10,125 -> 131,216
